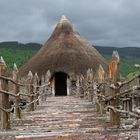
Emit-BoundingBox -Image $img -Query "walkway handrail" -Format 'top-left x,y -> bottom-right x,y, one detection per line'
0,60 -> 51,129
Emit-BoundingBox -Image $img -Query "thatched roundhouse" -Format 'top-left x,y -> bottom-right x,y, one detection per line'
19,16 -> 107,96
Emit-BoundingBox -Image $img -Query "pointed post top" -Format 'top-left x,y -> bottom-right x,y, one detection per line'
134,64 -> 140,68
90,69 -> 93,73
13,63 -> 18,71
27,71 -> 33,77
112,50 -> 120,62
109,50 -> 120,82
33,72 -> 39,80
98,64 -> 105,73
0,56 -> 6,66
97,64 -> 105,83
46,70 -> 51,77
12,63 -> 19,81
33,72 -> 39,84
45,70 -> 51,82
87,68 -> 93,81
34,72 -> 38,78
87,68 -> 91,75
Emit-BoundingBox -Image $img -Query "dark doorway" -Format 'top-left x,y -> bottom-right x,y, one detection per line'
55,72 -> 67,96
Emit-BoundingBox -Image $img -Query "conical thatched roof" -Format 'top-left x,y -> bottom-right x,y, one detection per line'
19,16 -> 108,77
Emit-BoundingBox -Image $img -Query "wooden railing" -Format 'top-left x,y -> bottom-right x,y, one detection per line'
74,51 -> 140,138
0,57 -> 50,129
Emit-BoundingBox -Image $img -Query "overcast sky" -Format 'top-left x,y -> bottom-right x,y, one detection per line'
0,0 -> 140,47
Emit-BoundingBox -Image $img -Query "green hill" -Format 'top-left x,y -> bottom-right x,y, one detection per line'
0,41 -> 41,74
0,41 -> 139,77
94,46 -> 140,77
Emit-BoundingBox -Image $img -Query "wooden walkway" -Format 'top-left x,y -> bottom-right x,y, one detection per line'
0,96 -> 136,140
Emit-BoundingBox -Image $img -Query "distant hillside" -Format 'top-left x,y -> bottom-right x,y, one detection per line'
94,46 -> 140,58
0,41 -> 139,77
94,46 -> 140,77
0,41 -> 41,73
0,41 -> 41,49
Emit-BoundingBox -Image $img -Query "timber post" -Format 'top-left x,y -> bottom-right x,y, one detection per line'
12,63 -> 21,119
97,64 -> 105,114
109,51 -> 120,127
44,70 -> 51,98
0,57 -> 10,129
87,69 -> 94,102
41,75 -> 46,101
76,76 -> 80,97
79,75 -> 84,98
27,71 -> 34,111
33,72 -> 39,107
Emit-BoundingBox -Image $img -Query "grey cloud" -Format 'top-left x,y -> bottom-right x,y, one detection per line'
0,0 -> 140,47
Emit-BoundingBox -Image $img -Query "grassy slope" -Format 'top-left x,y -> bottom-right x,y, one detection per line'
0,42 -> 41,73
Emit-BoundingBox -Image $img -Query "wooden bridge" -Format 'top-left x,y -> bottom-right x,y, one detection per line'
0,52 -> 140,140
0,95 -> 139,140
0,96 -> 118,140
